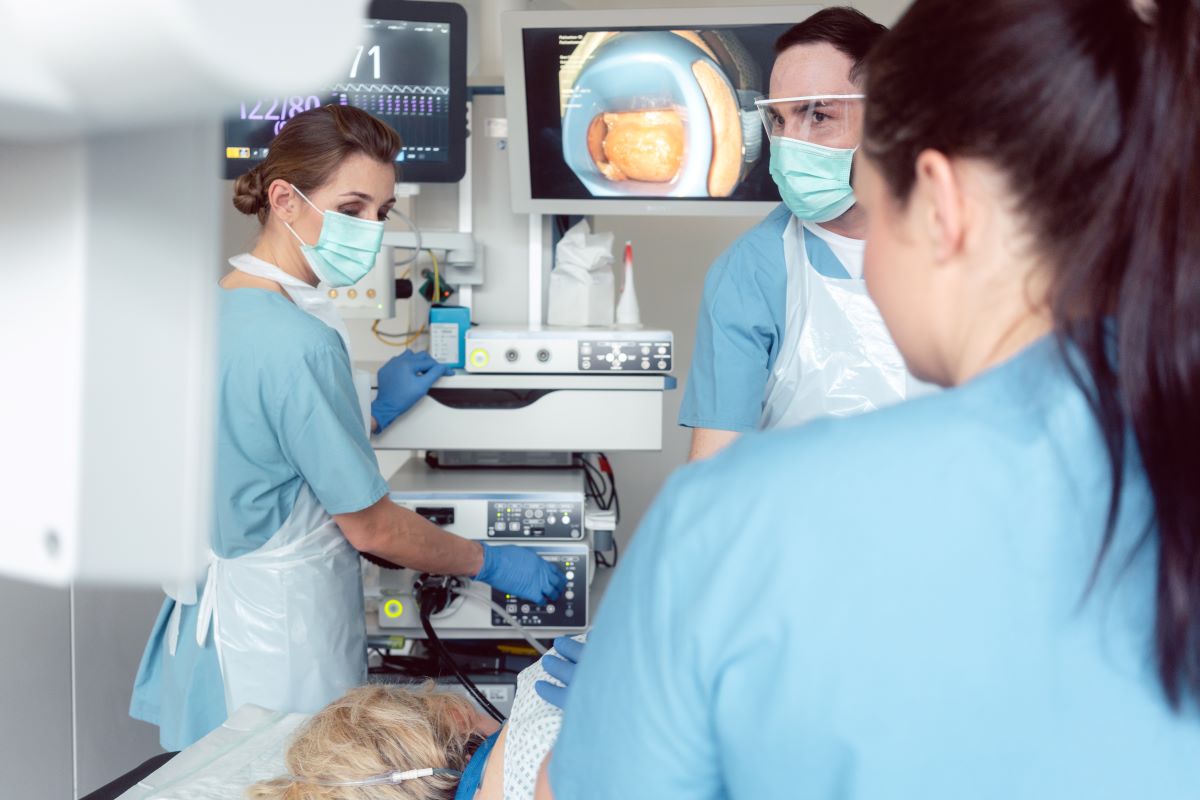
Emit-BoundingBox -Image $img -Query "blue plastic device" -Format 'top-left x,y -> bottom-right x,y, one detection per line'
429,305 -> 470,368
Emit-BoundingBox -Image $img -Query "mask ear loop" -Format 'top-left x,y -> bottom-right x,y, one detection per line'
282,183 -> 323,247
287,767 -> 464,787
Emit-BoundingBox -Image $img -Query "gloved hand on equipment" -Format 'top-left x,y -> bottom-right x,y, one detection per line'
474,544 -> 566,605
534,636 -> 585,709
371,350 -> 451,432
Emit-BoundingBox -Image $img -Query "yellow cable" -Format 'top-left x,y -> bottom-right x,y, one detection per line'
372,320 -> 409,347
403,324 -> 427,347
370,251 -> 437,348
431,248 -> 441,306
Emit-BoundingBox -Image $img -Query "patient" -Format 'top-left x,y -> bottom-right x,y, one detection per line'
248,637 -> 582,800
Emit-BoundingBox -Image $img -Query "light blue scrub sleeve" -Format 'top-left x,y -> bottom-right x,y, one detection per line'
549,471 -> 719,798
274,344 -> 388,515
679,240 -> 785,433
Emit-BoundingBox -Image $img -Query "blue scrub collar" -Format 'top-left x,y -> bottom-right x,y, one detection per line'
453,730 -> 501,800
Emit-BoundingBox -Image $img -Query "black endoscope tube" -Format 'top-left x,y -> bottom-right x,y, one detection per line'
417,593 -> 507,724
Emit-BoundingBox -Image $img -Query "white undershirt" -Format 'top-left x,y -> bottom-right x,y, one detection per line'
802,221 -> 866,279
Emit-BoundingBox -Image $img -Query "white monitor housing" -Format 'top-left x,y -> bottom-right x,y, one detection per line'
502,5 -> 818,217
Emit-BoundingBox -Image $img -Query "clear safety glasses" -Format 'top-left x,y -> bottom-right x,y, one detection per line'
754,94 -> 865,147
287,767 -> 463,787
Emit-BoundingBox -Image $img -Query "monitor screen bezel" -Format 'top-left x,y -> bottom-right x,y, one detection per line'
502,5 -> 820,217
222,0 -> 468,184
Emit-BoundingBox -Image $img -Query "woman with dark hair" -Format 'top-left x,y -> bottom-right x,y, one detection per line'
539,0 -> 1200,796
129,105 -> 564,751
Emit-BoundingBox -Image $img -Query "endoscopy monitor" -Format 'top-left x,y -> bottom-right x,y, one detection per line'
222,0 -> 467,183
502,6 -> 819,216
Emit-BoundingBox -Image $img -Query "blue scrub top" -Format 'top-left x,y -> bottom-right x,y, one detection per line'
553,338 -> 1200,798
130,288 -> 389,750
678,203 -> 790,433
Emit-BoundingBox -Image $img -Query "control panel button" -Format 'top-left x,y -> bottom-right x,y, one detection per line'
470,348 -> 489,367
565,570 -> 575,581
565,590 -> 575,600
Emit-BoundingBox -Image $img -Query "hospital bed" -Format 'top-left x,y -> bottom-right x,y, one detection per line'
112,705 -> 310,800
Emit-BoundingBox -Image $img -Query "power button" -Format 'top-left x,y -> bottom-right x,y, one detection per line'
470,348 -> 489,368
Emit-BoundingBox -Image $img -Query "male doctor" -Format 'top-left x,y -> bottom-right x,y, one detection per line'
681,7 -> 926,460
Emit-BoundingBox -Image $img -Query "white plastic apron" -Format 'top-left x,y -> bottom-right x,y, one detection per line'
198,483 -> 367,715
164,254 -> 372,716
760,218 -> 924,430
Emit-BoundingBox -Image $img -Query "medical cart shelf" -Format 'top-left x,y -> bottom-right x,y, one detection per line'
362,368 -> 676,452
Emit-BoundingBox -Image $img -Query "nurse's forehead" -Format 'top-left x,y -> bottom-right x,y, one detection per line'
319,153 -> 396,200
769,42 -> 859,98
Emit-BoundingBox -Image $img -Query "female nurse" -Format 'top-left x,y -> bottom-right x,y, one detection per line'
543,0 -> 1200,796
131,105 -> 565,750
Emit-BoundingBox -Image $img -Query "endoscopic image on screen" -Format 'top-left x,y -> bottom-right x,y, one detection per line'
522,25 -> 788,202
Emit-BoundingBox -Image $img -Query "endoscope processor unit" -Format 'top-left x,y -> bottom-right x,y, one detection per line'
464,327 -> 673,374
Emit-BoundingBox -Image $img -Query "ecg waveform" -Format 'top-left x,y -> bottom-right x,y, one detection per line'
331,83 -> 449,95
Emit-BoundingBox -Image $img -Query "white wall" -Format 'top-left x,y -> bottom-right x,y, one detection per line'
563,0 -> 904,25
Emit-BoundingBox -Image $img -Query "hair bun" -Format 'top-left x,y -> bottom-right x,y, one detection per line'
232,167 -> 267,217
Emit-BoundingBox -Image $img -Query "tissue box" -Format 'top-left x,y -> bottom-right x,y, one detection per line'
548,269 -> 614,326
549,220 -> 615,326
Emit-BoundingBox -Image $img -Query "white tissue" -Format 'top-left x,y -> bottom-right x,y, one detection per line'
549,221 -> 615,327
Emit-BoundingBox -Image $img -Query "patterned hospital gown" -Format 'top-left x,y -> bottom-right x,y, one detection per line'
503,635 -> 586,800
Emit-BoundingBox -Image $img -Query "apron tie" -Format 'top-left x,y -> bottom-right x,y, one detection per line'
195,554 -> 220,649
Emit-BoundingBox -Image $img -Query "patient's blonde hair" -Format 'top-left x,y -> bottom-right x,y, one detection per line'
246,684 -> 482,800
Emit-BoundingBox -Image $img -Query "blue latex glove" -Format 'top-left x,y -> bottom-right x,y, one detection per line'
474,544 -> 566,605
372,351 -> 451,431
534,636 -> 585,709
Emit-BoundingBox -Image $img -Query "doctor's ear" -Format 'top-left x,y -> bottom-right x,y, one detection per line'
911,149 -> 966,264
265,179 -> 301,224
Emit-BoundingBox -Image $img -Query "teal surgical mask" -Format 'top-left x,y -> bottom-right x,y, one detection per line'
284,185 -> 385,287
768,137 -> 857,223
